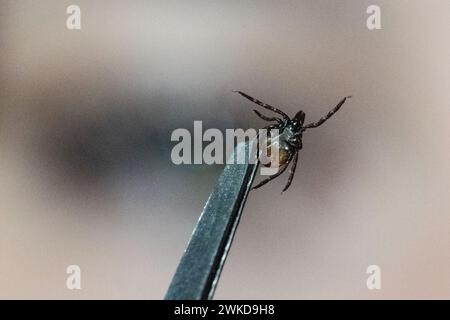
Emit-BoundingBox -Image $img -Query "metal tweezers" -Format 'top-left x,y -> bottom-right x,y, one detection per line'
165,141 -> 258,300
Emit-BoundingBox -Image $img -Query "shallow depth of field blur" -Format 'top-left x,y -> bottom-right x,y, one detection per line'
1,0 -> 449,299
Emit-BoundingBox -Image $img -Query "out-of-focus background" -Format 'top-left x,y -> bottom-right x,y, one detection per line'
0,0 -> 449,299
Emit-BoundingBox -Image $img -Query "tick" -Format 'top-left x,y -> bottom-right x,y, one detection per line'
234,91 -> 351,192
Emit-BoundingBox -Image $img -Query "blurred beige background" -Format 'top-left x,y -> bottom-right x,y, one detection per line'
0,0 -> 449,299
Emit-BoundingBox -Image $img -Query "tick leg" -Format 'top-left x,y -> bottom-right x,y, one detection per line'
304,96 -> 352,129
282,152 -> 299,192
252,157 -> 291,190
258,124 -> 283,150
256,124 -> 279,142
234,90 -> 290,121
253,110 -> 283,125
261,123 -> 280,135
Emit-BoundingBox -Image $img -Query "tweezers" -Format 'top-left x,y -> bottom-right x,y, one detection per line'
165,141 -> 258,300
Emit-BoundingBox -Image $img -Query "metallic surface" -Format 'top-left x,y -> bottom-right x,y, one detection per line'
165,141 -> 258,300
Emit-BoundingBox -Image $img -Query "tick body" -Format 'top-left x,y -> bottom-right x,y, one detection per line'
234,91 -> 351,192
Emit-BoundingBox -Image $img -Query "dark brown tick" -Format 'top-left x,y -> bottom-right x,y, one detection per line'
234,91 -> 351,192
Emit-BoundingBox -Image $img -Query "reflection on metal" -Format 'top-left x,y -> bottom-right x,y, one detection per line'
165,141 -> 258,300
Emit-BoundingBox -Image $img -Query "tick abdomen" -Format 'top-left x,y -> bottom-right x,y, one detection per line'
262,134 -> 291,168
